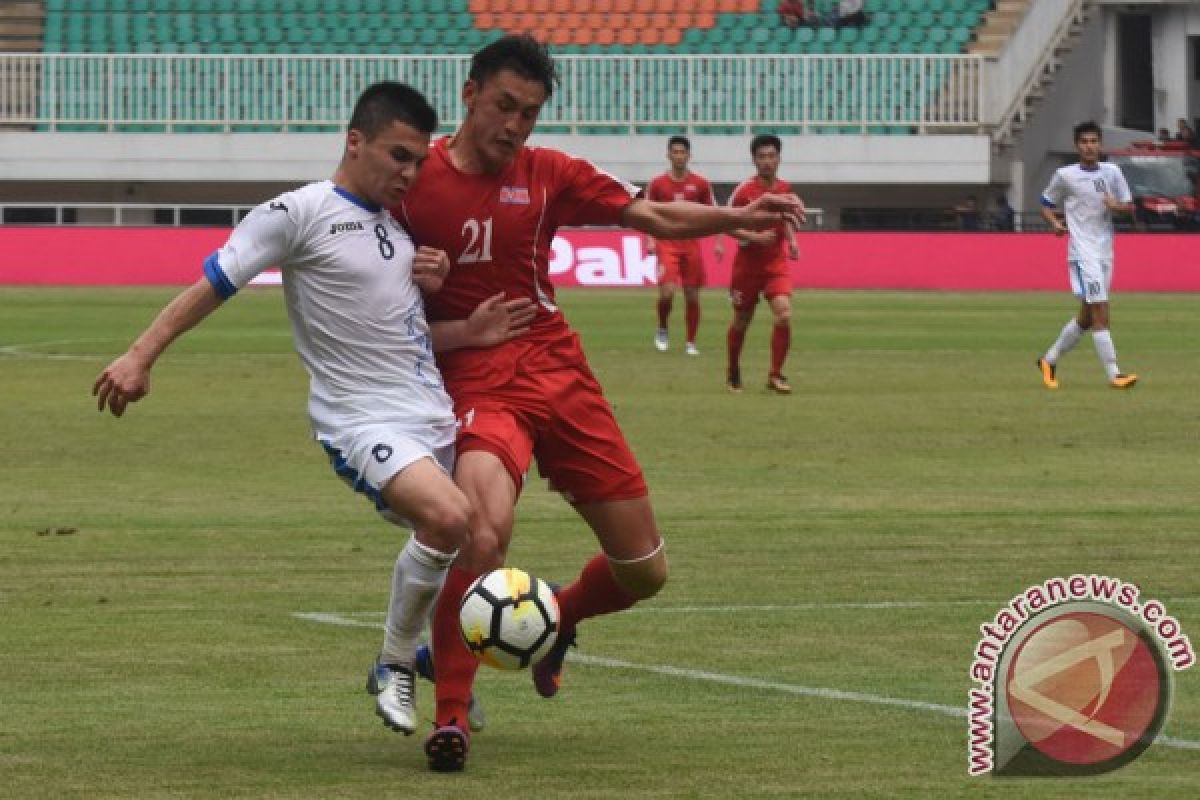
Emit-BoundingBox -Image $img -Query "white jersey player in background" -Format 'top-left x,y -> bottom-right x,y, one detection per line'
92,82 -> 533,738
1036,120 -> 1138,390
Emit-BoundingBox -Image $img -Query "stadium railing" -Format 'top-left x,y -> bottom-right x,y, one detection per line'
0,52 -> 984,134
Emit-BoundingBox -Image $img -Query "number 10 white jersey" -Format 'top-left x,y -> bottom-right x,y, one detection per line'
203,180 -> 455,436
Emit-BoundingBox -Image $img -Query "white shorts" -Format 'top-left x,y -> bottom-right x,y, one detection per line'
1069,259 -> 1112,304
318,419 -> 457,527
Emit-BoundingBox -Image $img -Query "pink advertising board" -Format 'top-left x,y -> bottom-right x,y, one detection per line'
2,227 -> 1197,291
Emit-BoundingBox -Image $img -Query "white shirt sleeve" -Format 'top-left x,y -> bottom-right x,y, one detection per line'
204,193 -> 300,298
1109,165 -> 1133,204
1040,169 -> 1065,208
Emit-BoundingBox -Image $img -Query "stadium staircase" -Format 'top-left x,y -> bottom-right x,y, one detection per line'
982,0 -> 1091,146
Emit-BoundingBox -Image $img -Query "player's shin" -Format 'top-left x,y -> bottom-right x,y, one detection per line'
770,322 -> 791,377
555,549 -> 660,631
1091,329 -> 1121,380
432,566 -> 483,727
381,536 -> 457,666
685,300 -> 700,344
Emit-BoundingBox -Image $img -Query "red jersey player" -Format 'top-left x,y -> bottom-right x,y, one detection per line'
724,133 -> 802,394
644,135 -> 719,355
391,35 -> 803,772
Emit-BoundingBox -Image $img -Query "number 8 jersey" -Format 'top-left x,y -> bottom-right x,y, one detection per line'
203,180 -> 455,434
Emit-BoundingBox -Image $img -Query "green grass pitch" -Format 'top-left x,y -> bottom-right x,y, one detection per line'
2,287 -> 1198,798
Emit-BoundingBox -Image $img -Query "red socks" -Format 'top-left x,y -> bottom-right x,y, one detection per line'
685,300 -> 700,345
656,297 -> 672,329
726,325 -> 746,373
770,322 -> 791,376
555,553 -> 638,633
431,566 -> 481,728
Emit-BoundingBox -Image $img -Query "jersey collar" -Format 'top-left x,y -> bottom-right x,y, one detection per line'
332,185 -> 381,212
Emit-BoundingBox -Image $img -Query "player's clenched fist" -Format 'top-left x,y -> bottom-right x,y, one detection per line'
412,246 -> 450,293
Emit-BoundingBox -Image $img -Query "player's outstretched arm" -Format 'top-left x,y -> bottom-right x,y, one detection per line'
623,193 -> 804,240
430,292 -> 536,352
92,278 -> 225,417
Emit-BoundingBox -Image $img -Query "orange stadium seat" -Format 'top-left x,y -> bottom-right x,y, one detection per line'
594,28 -> 615,46
694,12 -> 716,27
474,11 -> 495,28
550,0 -> 571,13
469,0 -> 488,12
591,0 -> 613,12
660,27 -> 681,46
515,12 -> 539,30
617,27 -> 637,45
628,12 -> 648,30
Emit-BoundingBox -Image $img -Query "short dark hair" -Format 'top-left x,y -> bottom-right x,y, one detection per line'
1073,120 -> 1102,142
750,133 -> 782,155
349,82 -> 438,139
667,135 -> 691,151
470,34 -> 558,98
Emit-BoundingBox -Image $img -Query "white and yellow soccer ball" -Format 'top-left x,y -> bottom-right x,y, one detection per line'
459,567 -> 560,670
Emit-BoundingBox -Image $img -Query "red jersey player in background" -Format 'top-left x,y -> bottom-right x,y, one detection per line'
723,133 -> 803,394
392,35 -> 804,772
644,135 -> 720,356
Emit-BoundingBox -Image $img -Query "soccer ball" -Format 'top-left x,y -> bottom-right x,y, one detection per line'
459,567 -> 559,670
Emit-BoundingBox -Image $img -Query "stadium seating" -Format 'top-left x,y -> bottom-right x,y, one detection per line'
36,0 -> 991,133
41,0 -> 990,56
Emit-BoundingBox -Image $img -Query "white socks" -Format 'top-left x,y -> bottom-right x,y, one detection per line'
1046,319 -> 1122,380
1091,329 -> 1121,380
1045,318 -> 1084,364
380,536 -> 457,666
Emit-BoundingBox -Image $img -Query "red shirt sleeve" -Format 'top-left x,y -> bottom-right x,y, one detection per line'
547,150 -> 640,229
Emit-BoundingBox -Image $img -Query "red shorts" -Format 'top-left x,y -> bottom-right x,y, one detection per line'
655,241 -> 706,289
729,256 -> 791,312
441,333 -> 647,505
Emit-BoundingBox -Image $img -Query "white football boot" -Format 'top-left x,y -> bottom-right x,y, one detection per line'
366,660 -> 417,735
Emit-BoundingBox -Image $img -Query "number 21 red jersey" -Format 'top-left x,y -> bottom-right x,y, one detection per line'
394,137 -> 639,339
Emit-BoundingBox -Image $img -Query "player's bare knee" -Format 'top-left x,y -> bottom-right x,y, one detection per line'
459,523 -> 508,571
610,548 -> 668,599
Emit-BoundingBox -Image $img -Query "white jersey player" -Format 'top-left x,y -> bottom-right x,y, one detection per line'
1036,121 -> 1138,390
209,179 -> 456,517
93,83 -> 533,739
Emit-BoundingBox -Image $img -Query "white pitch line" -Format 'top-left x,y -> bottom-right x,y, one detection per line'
291,611 -> 1200,751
